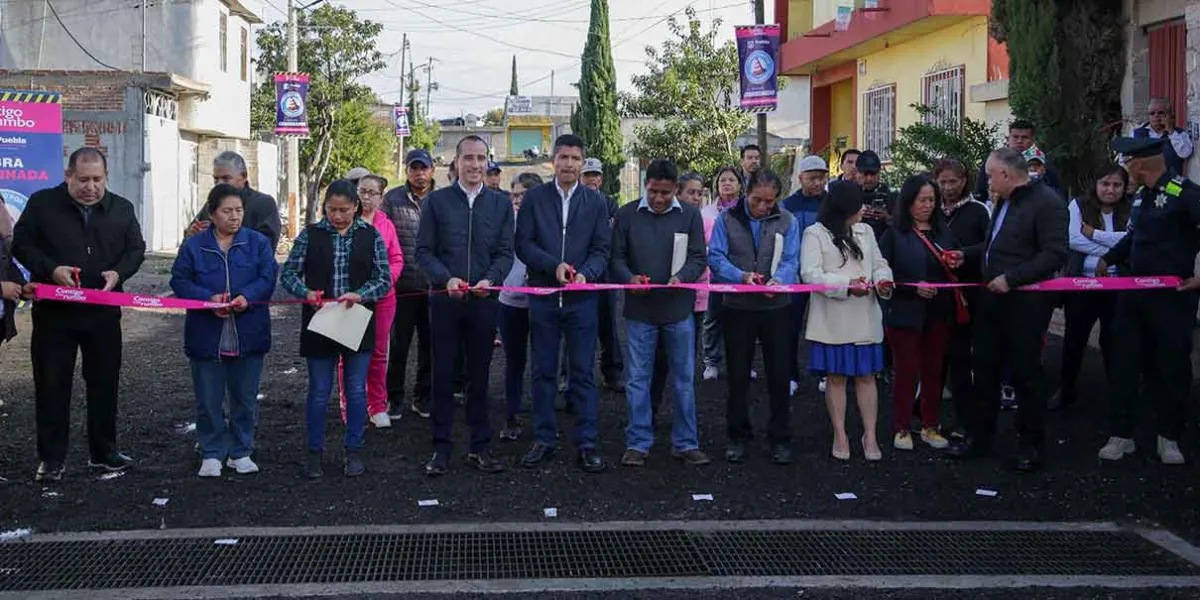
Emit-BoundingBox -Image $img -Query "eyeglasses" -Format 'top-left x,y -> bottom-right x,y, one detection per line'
357,189 -> 382,198
1150,110 -> 1170,117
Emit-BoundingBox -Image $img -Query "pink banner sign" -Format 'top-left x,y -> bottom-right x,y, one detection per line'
33,285 -> 228,310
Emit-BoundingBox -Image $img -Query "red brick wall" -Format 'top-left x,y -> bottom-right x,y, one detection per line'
0,71 -> 129,111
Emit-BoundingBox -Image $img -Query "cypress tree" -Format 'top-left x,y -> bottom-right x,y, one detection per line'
510,56 -> 519,96
576,0 -> 623,198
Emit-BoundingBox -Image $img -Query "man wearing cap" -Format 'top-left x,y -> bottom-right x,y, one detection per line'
383,149 -> 437,419
1131,98 -> 1194,176
1095,136 -> 1200,466
345,167 -> 371,187
485,162 -> 510,199
781,155 -> 828,393
580,157 -> 624,391
854,150 -> 895,240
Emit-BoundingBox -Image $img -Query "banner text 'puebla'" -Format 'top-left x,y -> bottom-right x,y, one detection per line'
274,73 -> 310,137
30,277 -> 1185,312
735,25 -> 780,113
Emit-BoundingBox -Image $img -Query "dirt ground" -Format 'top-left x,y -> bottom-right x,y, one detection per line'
0,257 -> 1197,546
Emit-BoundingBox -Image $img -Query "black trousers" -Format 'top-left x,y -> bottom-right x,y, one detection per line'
723,305 -> 793,444
31,308 -> 122,463
597,290 -> 623,383
387,292 -> 432,407
1059,291 -> 1116,401
429,295 -> 498,454
944,288 -> 979,428
1108,289 -> 1197,441
968,291 -> 1055,449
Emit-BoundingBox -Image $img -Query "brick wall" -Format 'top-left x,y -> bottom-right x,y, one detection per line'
0,71 -> 132,111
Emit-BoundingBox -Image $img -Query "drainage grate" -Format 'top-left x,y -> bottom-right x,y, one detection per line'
0,527 -> 1197,592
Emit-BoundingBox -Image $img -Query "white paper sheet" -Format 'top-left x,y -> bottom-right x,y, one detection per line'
307,302 -> 373,352
418,499 -> 439,507
975,488 -> 999,497
770,233 -> 784,277
691,494 -> 714,501
671,233 -> 688,276
834,492 -> 857,501
543,508 -> 558,518
214,538 -> 239,545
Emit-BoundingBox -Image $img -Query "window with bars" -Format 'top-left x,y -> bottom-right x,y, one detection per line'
921,65 -> 965,131
863,84 -> 896,161
219,12 -> 228,73
240,27 -> 248,81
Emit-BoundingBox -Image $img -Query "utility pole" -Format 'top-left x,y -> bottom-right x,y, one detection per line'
754,0 -> 768,154
140,0 -> 147,72
550,69 -> 555,97
285,0 -> 299,237
425,56 -> 434,118
397,33 -> 407,181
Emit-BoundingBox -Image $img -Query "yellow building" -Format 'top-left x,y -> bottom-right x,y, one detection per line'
777,0 -> 1011,174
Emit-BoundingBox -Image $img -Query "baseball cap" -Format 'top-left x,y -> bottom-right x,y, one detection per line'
1111,136 -> 1164,160
344,167 -> 371,181
797,155 -> 828,173
404,149 -> 433,167
1023,145 -> 1047,165
487,161 -> 501,174
855,151 -> 882,174
582,158 -> 603,174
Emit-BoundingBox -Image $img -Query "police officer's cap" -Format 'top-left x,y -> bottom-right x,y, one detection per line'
856,150 -> 882,174
1111,136 -> 1165,160
487,161 -> 501,174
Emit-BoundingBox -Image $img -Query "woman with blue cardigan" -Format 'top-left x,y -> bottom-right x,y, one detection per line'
170,184 -> 278,478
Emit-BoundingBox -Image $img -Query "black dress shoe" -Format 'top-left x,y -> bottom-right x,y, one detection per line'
942,438 -> 988,460
521,443 -> 557,468
343,451 -> 365,477
770,444 -> 794,465
424,452 -> 449,476
1009,447 -> 1042,472
577,450 -> 608,473
725,442 -> 746,464
498,418 -> 523,442
466,451 -> 506,474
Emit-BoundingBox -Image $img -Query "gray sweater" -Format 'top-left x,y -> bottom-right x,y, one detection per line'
609,199 -> 707,325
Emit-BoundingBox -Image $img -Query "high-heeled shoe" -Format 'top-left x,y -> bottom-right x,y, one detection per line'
862,435 -> 882,461
831,441 -> 850,461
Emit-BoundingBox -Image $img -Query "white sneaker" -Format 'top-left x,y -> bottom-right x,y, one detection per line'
1097,437 -> 1135,461
198,458 -> 222,477
789,381 -> 799,395
702,366 -> 719,381
818,377 -> 827,393
370,412 -> 392,429
893,431 -> 914,451
1157,436 -> 1185,465
226,456 -> 259,474
750,369 -> 759,380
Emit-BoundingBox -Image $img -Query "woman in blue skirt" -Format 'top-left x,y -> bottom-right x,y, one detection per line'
800,182 -> 894,461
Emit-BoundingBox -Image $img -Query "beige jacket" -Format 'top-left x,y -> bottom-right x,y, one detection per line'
801,222 -> 893,345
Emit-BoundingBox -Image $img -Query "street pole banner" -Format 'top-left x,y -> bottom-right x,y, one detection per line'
394,105 -> 410,137
735,25 -> 780,113
0,90 -> 62,287
274,73 -> 310,137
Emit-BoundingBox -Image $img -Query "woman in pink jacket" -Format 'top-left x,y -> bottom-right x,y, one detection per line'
340,174 -> 404,428
648,173 -> 713,421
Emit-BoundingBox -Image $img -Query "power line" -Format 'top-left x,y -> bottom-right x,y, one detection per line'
45,0 -> 120,70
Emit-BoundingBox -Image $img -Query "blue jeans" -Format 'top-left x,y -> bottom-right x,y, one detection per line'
306,353 -> 370,453
530,294 -> 599,450
499,304 -> 530,419
190,355 -> 264,460
625,317 -> 699,453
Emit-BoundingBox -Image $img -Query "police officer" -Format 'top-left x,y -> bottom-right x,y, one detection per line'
1095,136 -> 1200,466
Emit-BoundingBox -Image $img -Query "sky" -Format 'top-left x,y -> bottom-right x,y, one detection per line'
249,0 -> 774,119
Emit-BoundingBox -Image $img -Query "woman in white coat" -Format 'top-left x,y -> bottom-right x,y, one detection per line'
801,182 -> 894,461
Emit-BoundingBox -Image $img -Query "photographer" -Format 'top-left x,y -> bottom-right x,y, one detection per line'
855,151 -> 896,240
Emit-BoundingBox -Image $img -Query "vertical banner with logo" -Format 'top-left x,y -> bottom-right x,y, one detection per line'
735,25 -> 781,113
393,105 -> 410,137
0,90 -> 63,226
274,73 -> 310,137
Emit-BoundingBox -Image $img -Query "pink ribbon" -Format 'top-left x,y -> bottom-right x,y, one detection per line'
28,276 -> 1185,311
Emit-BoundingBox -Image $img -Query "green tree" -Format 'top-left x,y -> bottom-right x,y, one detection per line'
884,104 -> 1002,188
994,0 -> 1125,196
403,62 -> 440,154
483,107 -> 505,126
621,7 -> 751,178
324,99 -> 396,187
575,0 -> 623,197
252,4 -> 386,224
509,55 -> 519,96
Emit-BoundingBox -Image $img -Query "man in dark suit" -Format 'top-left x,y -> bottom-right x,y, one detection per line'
945,147 -> 1068,472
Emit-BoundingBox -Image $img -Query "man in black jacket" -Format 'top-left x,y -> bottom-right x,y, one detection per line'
975,120 -> 1064,200
416,136 -> 513,477
13,147 -> 147,481
944,148 -> 1067,472
185,151 -> 281,251
0,236 -> 28,348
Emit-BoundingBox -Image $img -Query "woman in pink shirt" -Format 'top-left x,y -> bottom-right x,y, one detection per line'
340,174 -> 404,427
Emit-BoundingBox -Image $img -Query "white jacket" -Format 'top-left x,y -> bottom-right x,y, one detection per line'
801,222 -> 893,345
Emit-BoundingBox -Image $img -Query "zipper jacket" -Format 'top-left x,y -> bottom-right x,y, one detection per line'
414,183 -> 514,294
